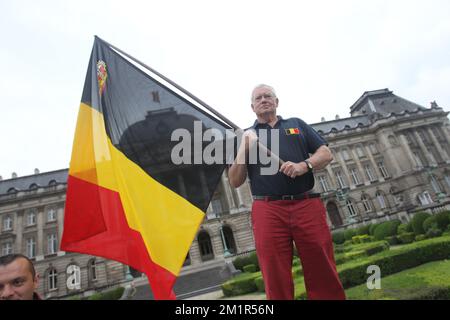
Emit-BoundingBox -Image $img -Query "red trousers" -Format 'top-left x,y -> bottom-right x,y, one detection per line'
251,198 -> 346,300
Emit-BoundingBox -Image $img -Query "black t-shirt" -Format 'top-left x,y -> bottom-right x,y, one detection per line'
246,116 -> 327,196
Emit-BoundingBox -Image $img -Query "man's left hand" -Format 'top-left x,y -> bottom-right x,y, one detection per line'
279,161 -> 308,179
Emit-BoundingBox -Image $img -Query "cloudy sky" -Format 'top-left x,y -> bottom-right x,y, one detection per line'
1,0 -> 449,179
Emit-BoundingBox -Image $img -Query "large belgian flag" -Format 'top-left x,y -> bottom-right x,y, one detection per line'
61,37 -> 233,299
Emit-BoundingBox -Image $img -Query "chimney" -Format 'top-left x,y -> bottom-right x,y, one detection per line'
335,114 -> 340,120
0,175 -> 3,181
12,172 -> 18,179
321,117 -> 326,122
34,168 -> 40,175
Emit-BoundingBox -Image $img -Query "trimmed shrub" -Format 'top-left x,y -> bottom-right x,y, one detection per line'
405,222 -> 413,233
415,234 -> 427,242
356,225 -> 371,236
411,212 -> 431,235
369,222 -> 383,235
435,212 -> 450,230
243,264 -> 257,273
222,273 -> 259,297
233,252 -> 260,271
423,216 -> 438,233
344,228 -> 357,241
397,223 -> 408,235
426,228 -> 443,239
87,287 -> 124,300
352,234 -> 372,244
365,241 -> 390,255
373,220 -> 401,240
332,231 -> 346,245
397,232 -> 415,244
385,236 -> 399,245
254,276 -> 265,292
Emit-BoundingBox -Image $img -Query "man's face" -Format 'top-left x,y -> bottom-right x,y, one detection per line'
251,86 -> 279,117
0,258 -> 38,300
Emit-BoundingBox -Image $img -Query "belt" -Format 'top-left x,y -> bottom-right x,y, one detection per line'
252,193 -> 321,201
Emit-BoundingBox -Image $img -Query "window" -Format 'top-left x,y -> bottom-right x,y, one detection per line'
48,268 -> 58,291
346,200 -> 358,217
47,233 -> 58,255
3,215 -> 13,231
376,191 -> 387,209
88,259 -> 97,281
335,171 -> 347,189
418,191 -> 433,206
370,143 -> 379,154
341,149 -> 351,161
361,195 -> 372,213
356,146 -> 365,158
47,208 -> 57,222
211,199 -> 223,215
152,91 -> 160,103
2,242 -> 13,256
198,231 -> 214,261
26,238 -> 36,258
430,175 -> 442,194
364,164 -> 376,182
318,175 -> 331,192
26,210 -> 37,226
350,168 -> 361,185
377,161 -> 390,178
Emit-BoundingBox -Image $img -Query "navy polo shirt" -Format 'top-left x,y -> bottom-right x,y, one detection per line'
246,116 -> 327,196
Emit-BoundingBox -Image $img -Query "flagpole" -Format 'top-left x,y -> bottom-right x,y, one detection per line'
95,36 -> 284,166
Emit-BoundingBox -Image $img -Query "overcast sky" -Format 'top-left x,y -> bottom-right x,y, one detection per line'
1,0 -> 450,179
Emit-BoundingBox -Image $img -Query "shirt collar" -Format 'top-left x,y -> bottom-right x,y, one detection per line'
251,115 -> 285,129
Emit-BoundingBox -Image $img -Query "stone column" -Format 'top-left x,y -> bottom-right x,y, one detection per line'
378,133 -> 402,176
427,127 -> 449,162
413,129 -> 437,166
398,133 -> 418,169
350,148 -> 368,185
364,144 -> 384,182
37,207 -> 44,258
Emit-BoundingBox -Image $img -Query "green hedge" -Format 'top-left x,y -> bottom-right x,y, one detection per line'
424,212 -> 450,232
243,264 -> 257,273
254,276 -> 265,292
232,252 -> 260,271
373,220 -> 401,240
344,229 -> 357,241
397,232 -> 415,244
411,212 -> 431,235
87,286 -> 125,300
356,225 -> 371,236
222,273 -> 259,297
332,231 -> 346,245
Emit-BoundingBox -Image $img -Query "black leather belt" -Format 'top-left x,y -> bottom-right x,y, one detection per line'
252,193 -> 321,201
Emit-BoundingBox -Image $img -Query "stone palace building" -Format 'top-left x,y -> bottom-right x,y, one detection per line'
1,88 -> 449,299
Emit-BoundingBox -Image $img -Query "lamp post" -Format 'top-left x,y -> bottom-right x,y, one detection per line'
336,187 -> 356,225
220,224 -> 232,258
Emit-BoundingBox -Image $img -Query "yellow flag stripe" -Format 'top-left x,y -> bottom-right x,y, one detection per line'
69,103 -> 205,275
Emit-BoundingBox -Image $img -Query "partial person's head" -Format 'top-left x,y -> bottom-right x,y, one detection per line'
0,254 -> 39,300
251,84 -> 279,118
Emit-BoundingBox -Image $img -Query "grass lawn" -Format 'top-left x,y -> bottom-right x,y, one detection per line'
345,260 -> 450,300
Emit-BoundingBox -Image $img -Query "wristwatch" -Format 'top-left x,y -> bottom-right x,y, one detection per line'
304,159 -> 313,172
